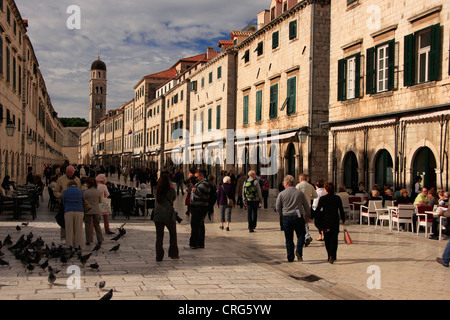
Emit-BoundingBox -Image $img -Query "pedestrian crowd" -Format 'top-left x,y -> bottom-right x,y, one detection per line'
3,162 -> 450,267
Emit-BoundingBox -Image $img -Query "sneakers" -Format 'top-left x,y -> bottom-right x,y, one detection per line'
436,257 -> 449,267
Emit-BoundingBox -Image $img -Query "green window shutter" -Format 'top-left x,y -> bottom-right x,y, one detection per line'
209,72 -> 213,84
366,47 -> 376,94
217,66 -> 222,79
256,90 -> 262,122
243,95 -> 249,125
355,53 -> 361,98
272,31 -> 279,49
337,59 -> 346,101
269,84 -> 278,119
404,33 -> 415,86
287,77 -> 296,115
216,105 -> 221,129
388,40 -> 396,90
208,108 -> 212,131
243,50 -> 250,63
289,20 -> 297,40
429,23 -> 440,82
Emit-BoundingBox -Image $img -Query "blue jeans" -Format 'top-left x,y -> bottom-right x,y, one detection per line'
247,201 -> 259,230
442,239 -> 450,266
283,215 -> 306,262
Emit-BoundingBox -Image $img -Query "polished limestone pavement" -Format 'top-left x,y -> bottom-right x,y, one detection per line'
0,182 -> 448,300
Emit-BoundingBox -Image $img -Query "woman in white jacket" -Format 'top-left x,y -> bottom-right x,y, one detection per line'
96,174 -> 114,235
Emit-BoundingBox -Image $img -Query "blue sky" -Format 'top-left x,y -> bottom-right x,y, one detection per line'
15,0 -> 268,120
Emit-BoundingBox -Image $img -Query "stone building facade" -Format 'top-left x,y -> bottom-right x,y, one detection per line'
235,0 -> 330,186
0,0 -> 65,184
324,0 -> 450,193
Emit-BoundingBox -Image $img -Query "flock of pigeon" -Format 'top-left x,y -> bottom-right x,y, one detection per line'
0,222 -> 128,300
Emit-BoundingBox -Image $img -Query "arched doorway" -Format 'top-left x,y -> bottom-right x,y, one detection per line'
286,143 -> 295,177
375,149 -> 393,188
343,152 -> 358,191
413,147 -> 437,189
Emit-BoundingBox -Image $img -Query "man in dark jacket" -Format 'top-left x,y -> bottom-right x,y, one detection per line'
185,169 -> 211,249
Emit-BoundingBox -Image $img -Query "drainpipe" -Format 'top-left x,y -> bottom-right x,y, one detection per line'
308,1 -> 315,177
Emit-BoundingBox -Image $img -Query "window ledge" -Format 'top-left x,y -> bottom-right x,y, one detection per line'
407,81 -> 437,91
370,90 -> 394,99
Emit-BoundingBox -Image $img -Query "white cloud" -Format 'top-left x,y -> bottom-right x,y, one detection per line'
16,0 -> 267,119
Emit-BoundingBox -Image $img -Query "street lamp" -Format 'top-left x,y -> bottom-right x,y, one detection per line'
298,127 -> 309,144
6,123 -> 15,137
27,135 -> 34,145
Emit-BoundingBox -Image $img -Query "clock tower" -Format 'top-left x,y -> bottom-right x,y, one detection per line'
89,56 -> 107,130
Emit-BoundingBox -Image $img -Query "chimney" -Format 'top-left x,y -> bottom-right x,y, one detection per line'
257,10 -> 270,30
206,47 -> 215,60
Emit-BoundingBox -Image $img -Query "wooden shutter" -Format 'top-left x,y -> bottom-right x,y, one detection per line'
272,31 -> 279,49
429,23 -> 440,82
404,33 -> 415,86
289,20 -> 297,40
388,40 -> 396,90
256,90 -> 262,122
287,77 -> 296,115
355,53 -> 361,98
269,84 -> 278,119
338,59 -> 346,101
243,95 -> 249,125
366,47 -> 376,94
216,105 -> 220,129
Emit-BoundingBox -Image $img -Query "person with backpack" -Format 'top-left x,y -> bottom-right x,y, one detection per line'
242,170 -> 263,233
217,176 -> 235,231
184,169 -> 211,249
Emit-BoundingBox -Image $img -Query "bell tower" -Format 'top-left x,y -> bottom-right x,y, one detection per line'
89,56 -> 107,129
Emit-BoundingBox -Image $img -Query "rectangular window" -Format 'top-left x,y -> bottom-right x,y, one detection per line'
289,20 -> 297,40
209,72 -> 213,84
6,46 -> 10,83
0,36 -> 3,75
12,56 -> 16,91
366,40 -> 395,94
216,105 -> 221,130
243,95 -> 249,125
208,108 -> 212,131
404,24 -> 440,86
201,77 -> 205,88
243,50 -> 250,63
377,44 -> 389,92
337,53 -> 361,101
256,90 -> 262,122
272,31 -> 279,49
217,66 -> 222,79
269,84 -> 278,119
0,104 -> 3,122
287,77 -> 296,115
347,56 -> 356,100
200,111 -> 204,133
255,41 -> 263,56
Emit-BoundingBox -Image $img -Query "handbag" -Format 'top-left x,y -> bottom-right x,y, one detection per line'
100,198 -> 111,214
344,228 -> 353,245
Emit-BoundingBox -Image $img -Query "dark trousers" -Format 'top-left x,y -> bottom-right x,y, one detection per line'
155,221 -> 178,261
282,215 -> 306,261
324,229 -> 339,261
247,201 -> 259,230
189,205 -> 208,248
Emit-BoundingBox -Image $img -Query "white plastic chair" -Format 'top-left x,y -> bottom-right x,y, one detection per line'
360,200 -> 381,227
375,201 -> 390,229
416,205 -> 433,238
391,204 -> 415,233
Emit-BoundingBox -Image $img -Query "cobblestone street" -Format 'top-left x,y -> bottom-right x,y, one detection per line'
0,183 -> 448,301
